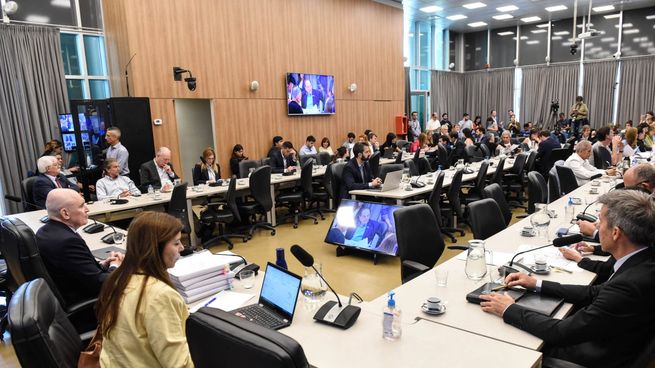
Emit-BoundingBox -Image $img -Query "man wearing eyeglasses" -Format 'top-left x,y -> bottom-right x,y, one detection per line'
33,155 -> 80,209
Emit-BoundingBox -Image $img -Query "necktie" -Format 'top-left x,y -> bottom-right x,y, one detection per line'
55,177 -> 63,188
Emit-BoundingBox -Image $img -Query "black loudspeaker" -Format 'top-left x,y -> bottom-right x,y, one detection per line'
107,97 -> 156,187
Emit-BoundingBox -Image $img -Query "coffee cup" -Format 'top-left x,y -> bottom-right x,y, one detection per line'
534,254 -> 548,271
426,297 -> 443,311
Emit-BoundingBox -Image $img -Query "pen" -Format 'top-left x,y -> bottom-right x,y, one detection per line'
551,265 -> 573,274
204,297 -> 217,307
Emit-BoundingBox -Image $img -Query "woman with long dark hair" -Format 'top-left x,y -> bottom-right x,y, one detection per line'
97,212 -> 193,368
192,147 -> 221,185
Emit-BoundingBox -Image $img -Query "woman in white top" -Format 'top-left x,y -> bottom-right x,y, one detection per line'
425,113 -> 441,136
318,137 -> 334,155
97,212 -> 194,368
622,127 -> 638,157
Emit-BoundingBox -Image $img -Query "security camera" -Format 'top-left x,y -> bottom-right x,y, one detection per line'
3,1 -> 18,15
184,77 -> 196,91
570,43 -> 578,55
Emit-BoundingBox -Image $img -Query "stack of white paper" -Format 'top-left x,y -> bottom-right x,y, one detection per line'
168,251 -> 236,303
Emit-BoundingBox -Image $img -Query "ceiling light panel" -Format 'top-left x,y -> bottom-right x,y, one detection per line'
493,14 -> 513,20
531,29 -> 547,34
603,14 -> 620,19
463,2 -> 487,10
497,5 -> 518,12
468,21 -> 488,27
545,5 -> 567,12
521,16 -> 542,23
420,5 -> 443,13
447,14 -> 468,20
592,5 -> 615,13
497,31 -> 514,36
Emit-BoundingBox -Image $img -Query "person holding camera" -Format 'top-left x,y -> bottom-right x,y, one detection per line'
570,96 -> 589,137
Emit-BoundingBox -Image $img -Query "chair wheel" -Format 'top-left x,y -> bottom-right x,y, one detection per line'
313,220 -> 318,224
227,244 -> 233,250
243,239 -> 248,243
271,231 -> 276,236
293,224 -> 298,229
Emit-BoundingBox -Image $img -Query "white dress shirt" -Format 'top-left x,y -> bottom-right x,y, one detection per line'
106,142 -> 130,175
299,145 -> 317,156
96,175 -> 141,200
154,159 -> 174,187
564,152 -> 604,186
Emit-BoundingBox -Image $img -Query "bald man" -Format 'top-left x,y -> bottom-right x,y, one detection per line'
36,189 -> 123,306
139,146 -> 179,192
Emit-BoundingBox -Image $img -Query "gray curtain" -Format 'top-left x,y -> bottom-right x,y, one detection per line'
520,63 -> 579,129
583,60 -> 618,127
462,68 -> 514,124
431,70 -> 464,122
404,67 -> 411,118
617,56 -> 655,124
0,24 -> 68,213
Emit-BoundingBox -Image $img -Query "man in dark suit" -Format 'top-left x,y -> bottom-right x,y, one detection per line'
536,130 -> 560,176
341,143 -> 381,199
288,86 -> 303,114
270,141 -> 298,174
139,146 -> 179,191
33,155 -> 80,209
480,190 -> 655,368
267,136 -> 284,159
300,79 -> 324,110
36,189 -> 123,307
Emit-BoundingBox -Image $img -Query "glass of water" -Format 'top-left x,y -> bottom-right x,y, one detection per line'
530,203 -> 551,241
301,263 -> 328,303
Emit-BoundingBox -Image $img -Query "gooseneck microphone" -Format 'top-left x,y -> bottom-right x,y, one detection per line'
83,217 -> 105,234
5,194 -> 49,222
290,244 -> 361,329
503,234 -> 583,274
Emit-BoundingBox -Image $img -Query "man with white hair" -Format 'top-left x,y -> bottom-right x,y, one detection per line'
33,155 -> 80,209
36,189 -> 123,306
564,140 -> 614,185
105,126 -> 130,175
139,146 -> 179,192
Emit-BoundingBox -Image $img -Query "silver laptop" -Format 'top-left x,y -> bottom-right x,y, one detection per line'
368,169 -> 402,192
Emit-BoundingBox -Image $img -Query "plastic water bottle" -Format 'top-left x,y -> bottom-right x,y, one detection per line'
565,197 -> 575,222
147,185 -> 154,196
437,165 -> 442,175
382,291 -> 401,341
275,248 -> 288,270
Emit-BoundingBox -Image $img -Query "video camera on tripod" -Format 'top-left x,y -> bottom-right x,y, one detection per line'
550,99 -> 560,114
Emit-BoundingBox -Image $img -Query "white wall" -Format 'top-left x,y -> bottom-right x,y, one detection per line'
174,99 -> 215,182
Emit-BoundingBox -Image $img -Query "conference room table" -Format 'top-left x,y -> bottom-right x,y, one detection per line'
362,177 -> 613,351
349,156 -> 516,205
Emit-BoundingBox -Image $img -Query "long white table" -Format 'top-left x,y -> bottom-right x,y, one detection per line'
363,177 -> 613,350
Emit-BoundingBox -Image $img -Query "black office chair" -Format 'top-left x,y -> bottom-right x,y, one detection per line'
317,151 -> 331,166
396,139 -> 410,151
239,160 -> 260,179
21,176 -> 39,211
468,198 -> 507,240
592,144 -> 611,169
199,177 -> 249,250
187,307 -> 309,368
465,145 -> 484,163
462,160 -> 488,205
275,161 -> 319,229
379,164 -> 404,181
0,217 -> 96,334
8,278 -> 87,368
260,157 -> 271,167
527,172 -> 548,214
548,171 -> 562,203
425,172 -> 457,243
489,157 -> 505,186
503,153 -> 528,208
393,204 -> 445,284
441,168 -> 467,235
369,151 -> 381,178
328,162 -> 346,208
482,183 -> 512,226
405,160 -> 419,177
238,166 -> 276,238
167,182 -> 194,249
300,154 -> 317,166
556,165 -> 579,195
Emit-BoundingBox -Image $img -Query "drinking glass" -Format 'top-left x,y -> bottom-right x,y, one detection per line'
530,203 -> 551,241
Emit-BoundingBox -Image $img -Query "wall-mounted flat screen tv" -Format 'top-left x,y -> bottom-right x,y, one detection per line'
62,132 -> 90,152
58,113 -> 88,132
324,199 -> 400,256
286,72 -> 335,115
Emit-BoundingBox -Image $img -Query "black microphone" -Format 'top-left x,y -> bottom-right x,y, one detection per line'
83,217 -> 105,234
5,194 -> 49,222
577,199 -> 598,223
503,234 -> 583,274
124,53 -> 136,97
101,223 -> 119,244
290,245 -> 361,329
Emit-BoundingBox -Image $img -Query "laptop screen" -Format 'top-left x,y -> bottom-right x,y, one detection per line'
260,263 -> 302,318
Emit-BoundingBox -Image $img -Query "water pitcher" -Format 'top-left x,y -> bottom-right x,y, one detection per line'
465,240 -> 491,281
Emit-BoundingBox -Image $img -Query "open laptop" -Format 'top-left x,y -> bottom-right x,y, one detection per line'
382,147 -> 395,159
368,169 -> 402,192
231,262 -> 302,330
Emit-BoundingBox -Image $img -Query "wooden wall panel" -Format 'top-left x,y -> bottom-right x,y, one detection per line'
102,0 -> 404,177
149,99 -> 183,180
101,0 -> 129,96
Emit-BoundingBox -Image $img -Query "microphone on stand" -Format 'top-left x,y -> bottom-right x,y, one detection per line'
290,244 -> 361,329
101,223 -> 119,244
501,234 -> 583,275
83,217 -> 105,234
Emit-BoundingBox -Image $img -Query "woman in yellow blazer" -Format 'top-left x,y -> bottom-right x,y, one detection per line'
96,212 -> 194,368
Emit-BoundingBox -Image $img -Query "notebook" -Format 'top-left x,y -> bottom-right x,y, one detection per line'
231,262 -> 302,330
368,169 -> 402,192
466,282 -> 564,316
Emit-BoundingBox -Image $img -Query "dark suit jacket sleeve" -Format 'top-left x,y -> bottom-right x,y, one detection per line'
62,175 -> 80,192
578,257 -> 615,281
139,162 -> 158,191
270,151 -> 285,174
64,236 -> 111,295
33,176 -> 53,209
502,280 -> 632,346
192,164 -> 205,185
342,162 -> 370,193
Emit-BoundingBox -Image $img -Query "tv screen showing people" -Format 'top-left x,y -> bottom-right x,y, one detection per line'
324,199 -> 400,256
62,132 -> 91,152
287,72 -> 335,116
58,113 -> 88,132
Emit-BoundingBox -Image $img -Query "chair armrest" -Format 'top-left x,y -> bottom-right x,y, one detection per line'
65,297 -> 97,316
402,260 -> 430,274
447,245 -> 469,251
543,357 -> 588,368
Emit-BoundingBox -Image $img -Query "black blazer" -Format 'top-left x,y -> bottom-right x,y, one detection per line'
35,220 -> 111,306
341,158 -> 373,199
536,137 -> 560,172
139,160 -> 179,191
33,174 -> 80,209
503,247 -> 655,368
192,163 -> 221,185
344,219 -> 386,248
269,150 -> 297,174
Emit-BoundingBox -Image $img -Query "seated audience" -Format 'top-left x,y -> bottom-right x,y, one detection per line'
267,136 -> 284,158
440,113 -> 452,130
368,133 -> 380,153
299,135 -> 318,156
342,132 -> 356,157
36,189 -> 123,306
519,122 -> 532,137
578,124 -> 592,142
425,113 -> 440,136
448,131 -> 466,165
96,159 -> 141,200
42,139 -> 64,156
270,141 -> 298,174
333,146 -> 349,163
139,147 -> 179,192
380,132 -> 399,153
563,141 -> 613,186
192,147 -> 221,185
637,123 -> 650,152
622,127 -> 638,157
439,124 -> 449,137
410,133 -> 428,153
319,137 -> 334,155
461,128 -> 475,146
341,142 -> 381,198
105,126 -> 130,175
522,128 -> 539,151
97,212 -> 193,368
496,131 -> 516,156
229,144 -> 248,177
33,155 -> 80,209
536,130 -> 560,175
480,189 -> 655,368
589,126 -> 620,168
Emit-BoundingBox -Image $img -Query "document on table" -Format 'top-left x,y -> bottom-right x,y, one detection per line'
455,250 -> 515,266
191,290 -> 254,313
515,244 -> 583,273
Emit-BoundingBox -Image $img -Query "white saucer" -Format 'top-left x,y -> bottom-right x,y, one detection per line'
421,303 -> 446,315
530,266 -> 551,275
